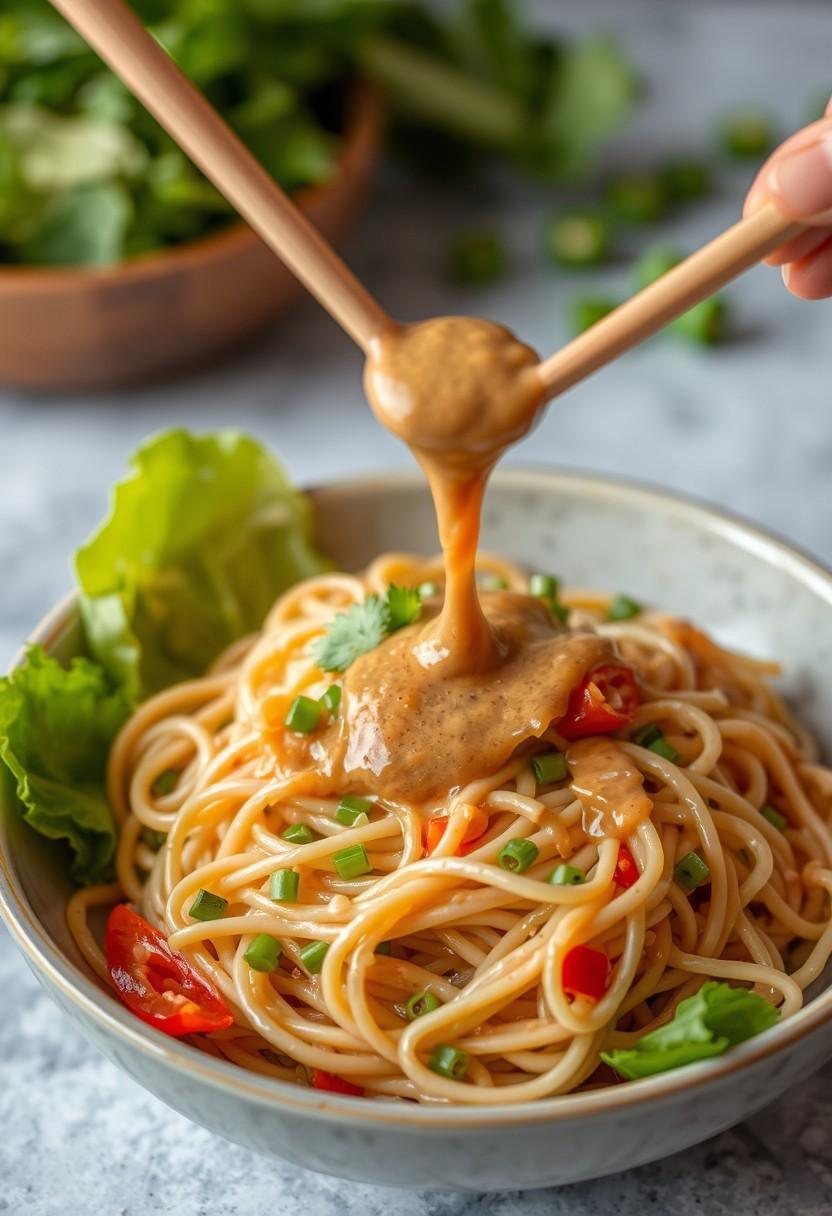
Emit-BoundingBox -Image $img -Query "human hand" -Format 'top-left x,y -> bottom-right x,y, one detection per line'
745,98 -> 832,298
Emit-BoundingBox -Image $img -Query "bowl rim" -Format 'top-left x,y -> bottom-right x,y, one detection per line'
3,464 -> 832,1130
0,80 -> 381,294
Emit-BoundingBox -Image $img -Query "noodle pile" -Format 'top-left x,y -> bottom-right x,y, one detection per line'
68,554 -> 832,1104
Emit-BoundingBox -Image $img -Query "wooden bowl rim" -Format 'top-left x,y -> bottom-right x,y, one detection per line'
0,80 -> 382,296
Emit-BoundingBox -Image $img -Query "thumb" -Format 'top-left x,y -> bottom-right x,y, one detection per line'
764,121 -> 832,223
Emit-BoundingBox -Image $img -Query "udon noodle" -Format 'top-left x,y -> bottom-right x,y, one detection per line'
68,554 -> 832,1104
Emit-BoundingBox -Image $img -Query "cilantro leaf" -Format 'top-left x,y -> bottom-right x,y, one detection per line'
312,595 -> 390,673
387,584 -> 423,631
601,982 -> 779,1081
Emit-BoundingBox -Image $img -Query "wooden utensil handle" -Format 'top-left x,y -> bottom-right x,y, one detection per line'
538,203 -> 804,400
50,0 -> 387,352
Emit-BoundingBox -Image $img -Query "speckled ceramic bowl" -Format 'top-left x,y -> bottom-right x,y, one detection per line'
3,469 -> 832,1191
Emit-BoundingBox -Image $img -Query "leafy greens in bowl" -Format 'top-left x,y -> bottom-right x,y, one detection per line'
0,430 -> 328,885
0,0 -> 637,267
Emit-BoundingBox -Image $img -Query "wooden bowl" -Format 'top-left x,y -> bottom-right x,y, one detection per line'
0,84 -> 382,392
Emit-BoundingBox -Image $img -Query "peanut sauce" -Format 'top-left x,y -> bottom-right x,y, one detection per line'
567,738 -> 653,839
293,315 -> 642,811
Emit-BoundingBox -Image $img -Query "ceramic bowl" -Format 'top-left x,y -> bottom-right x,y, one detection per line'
0,83 -> 381,393
3,468 -> 832,1191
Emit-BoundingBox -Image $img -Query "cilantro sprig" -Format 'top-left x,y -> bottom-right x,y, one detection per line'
601,982 -> 779,1081
313,585 -> 424,673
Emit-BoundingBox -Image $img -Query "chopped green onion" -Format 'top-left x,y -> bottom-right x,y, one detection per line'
299,940 -> 329,973
480,573 -> 508,590
651,729 -> 676,758
632,723 -> 663,748
335,795 -> 373,826
675,851 -> 711,891
428,1043 -> 469,1080
282,822 -> 317,845
319,684 -> 342,714
405,990 -> 440,1020
571,296 -> 618,335
333,843 -> 372,880
761,804 -> 787,832
634,245 -> 683,291
418,581 -> 439,598
649,736 -> 679,762
671,296 -> 727,345
498,838 -> 539,873
532,751 -> 568,785
244,933 -> 282,973
285,695 -> 323,734
530,572 -> 558,599
607,594 -> 642,621
632,723 -> 678,762
548,863 -> 585,886
720,109 -> 775,159
660,159 -> 711,203
607,173 -> 668,224
270,868 -> 300,903
546,211 -> 609,268
189,888 -> 228,921
449,231 -> 505,285
140,827 -> 167,852
374,941 -> 392,956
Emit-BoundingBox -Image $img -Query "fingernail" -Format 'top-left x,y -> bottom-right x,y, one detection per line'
781,264 -> 791,289
770,138 -> 832,216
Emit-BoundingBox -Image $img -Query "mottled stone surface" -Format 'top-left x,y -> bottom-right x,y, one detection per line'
3,0 -> 832,1211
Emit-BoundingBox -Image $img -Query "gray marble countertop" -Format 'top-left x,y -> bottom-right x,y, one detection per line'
4,2 -> 832,1212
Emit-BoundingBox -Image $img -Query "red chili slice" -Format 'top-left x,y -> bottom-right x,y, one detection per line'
562,944 -> 610,1001
558,663 -> 641,740
105,904 -> 233,1037
311,1068 -> 364,1096
613,844 -> 640,890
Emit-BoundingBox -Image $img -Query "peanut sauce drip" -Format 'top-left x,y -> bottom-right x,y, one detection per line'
567,738 -> 653,839
284,316 -> 638,807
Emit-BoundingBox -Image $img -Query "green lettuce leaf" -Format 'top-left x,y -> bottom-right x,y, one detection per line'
75,429 -> 329,701
0,647 -> 129,885
601,982 -> 780,1081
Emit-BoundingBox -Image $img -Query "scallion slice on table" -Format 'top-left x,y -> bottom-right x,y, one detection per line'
607,173 -> 667,224
448,231 -> 506,285
720,109 -> 776,159
660,159 -> 711,202
546,212 -> 609,268
570,296 -> 618,335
